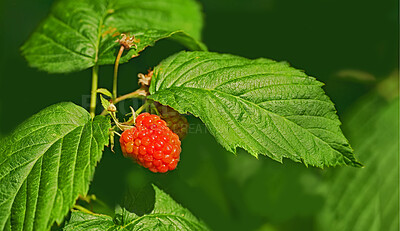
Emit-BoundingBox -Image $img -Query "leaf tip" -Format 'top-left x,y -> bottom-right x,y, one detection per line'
351,160 -> 364,168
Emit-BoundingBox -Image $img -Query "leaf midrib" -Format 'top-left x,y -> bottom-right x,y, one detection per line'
214,88 -> 353,164
49,14 -> 93,42
2,124 -> 87,230
153,86 -> 351,165
0,123 -> 79,168
94,0 -> 116,63
37,32 -> 93,59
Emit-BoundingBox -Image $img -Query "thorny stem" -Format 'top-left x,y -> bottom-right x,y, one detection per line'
113,45 -> 125,100
90,65 -> 99,118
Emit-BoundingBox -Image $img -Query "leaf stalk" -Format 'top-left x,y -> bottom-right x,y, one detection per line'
100,89 -> 145,115
113,45 -> 125,100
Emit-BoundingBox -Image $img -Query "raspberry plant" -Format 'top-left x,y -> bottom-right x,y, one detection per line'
0,0 -> 364,230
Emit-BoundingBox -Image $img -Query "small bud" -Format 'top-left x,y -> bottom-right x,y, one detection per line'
107,103 -> 117,112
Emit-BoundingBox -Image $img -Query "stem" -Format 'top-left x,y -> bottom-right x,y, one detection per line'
73,205 -> 95,215
114,89 -> 145,104
100,89 -> 145,116
78,194 -> 112,211
135,101 -> 151,116
90,65 -> 99,118
113,46 -> 125,100
150,103 -> 160,115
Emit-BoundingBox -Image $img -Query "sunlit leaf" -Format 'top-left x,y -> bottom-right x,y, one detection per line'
149,51 -> 360,168
64,185 -> 209,230
21,0 -> 205,73
0,102 -> 110,230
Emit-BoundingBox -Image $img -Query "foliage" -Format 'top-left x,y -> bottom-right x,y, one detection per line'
1,0 -> 388,230
149,51 -> 360,167
64,185 -> 209,230
317,92 -> 399,231
21,0 -> 205,73
0,103 -> 110,230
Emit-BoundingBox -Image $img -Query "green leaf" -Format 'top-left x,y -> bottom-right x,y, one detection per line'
21,0 -> 206,73
0,102 -> 110,230
148,51 -> 361,168
64,185 -> 210,230
317,95 -> 399,231
100,94 -> 112,111
97,88 -> 113,98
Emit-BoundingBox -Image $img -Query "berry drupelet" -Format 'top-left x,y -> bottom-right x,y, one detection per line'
120,113 -> 181,173
155,104 -> 189,140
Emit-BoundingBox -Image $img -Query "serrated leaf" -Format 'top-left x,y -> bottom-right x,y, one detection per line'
21,0 -> 206,73
0,102 -> 110,230
148,51 -> 361,168
97,88 -> 113,98
100,94 -> 112,111
317,95 -> 399,231
64,185 -> 209,230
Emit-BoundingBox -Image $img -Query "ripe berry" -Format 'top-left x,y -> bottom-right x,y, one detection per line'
156,104 -> 189,140
120,113 -> 181,173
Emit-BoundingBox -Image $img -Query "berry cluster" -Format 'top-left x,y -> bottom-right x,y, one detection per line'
156,104 -> 189,140
120,113 -> 181,173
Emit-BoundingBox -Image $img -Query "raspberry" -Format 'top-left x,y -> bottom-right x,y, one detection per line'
156,104 -> 189,140
120,113 -> 181,173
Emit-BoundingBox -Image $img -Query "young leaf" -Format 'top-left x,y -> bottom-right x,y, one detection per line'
97,88 -> 113,98
317,95 -> 399,231
0,102 -> 110,230
21,0 -> 206,73
64,185 -> 210,230
148,51 -> 361,168
100,94 -> 112,112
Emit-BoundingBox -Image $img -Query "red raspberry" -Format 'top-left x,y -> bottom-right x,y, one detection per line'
156,104 -> 189,140
120,113 -> 181,173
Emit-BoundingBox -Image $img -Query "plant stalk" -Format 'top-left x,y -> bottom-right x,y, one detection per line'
100,89 -> 145,116
113,46 -> 125,100
90,65 -> 99,118
135,101 -> 151,116
73,205 -> 95,215
114,89 -> 145,104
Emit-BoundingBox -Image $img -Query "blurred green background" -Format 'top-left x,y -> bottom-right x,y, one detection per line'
0,0 -> 398,230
